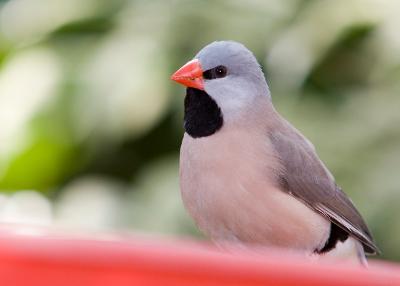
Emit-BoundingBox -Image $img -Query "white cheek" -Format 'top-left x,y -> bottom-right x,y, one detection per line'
217,94 -> 247,115
205,79 -> 255,119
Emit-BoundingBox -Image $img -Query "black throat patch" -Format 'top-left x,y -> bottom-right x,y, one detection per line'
184,88 -> 223,138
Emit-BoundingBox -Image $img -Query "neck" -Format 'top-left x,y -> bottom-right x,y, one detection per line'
225,95 -> 274,131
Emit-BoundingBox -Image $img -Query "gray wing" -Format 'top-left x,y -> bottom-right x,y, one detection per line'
269,129 -> 379,254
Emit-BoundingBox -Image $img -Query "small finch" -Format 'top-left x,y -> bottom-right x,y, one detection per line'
171,41 -> 378,264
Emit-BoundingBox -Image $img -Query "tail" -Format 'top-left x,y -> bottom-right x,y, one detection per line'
356,241 -> 368,267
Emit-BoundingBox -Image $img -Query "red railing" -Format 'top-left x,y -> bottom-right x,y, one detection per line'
0,227 -> 398,286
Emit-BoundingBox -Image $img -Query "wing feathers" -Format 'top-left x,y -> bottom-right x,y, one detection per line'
270,128 -> 379,254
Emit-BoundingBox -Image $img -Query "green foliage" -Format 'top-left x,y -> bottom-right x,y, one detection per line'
0,138 -> 77,191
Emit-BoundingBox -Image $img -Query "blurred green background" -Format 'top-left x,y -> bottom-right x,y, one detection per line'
0,0 -> 398,261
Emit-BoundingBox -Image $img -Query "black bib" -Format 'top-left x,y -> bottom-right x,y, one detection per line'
184,88 -> 223,138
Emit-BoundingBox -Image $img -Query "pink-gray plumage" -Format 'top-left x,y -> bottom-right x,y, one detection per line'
171,41 -> 379,264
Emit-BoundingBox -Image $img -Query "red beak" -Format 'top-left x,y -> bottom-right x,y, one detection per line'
170,59 -> 204,90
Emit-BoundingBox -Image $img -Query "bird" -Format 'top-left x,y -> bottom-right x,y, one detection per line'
170,41 -> 379,264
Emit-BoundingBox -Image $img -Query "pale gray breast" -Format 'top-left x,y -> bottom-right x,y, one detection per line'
179,127 -> 330,251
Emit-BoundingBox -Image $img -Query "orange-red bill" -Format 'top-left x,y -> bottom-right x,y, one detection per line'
171,59 -> 204,90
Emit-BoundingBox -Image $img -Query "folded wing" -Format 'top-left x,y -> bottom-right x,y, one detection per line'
269,129 -> 378,254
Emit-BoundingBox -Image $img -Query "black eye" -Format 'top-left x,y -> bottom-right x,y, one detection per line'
215,66 -> 227,78
203,65 -> 228,80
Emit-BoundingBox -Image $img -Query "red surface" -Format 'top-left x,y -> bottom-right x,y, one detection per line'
0,227 -> 398,286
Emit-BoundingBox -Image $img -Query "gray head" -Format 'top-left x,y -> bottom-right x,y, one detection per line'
195,41 -> 270,120
171,41 -> 271,137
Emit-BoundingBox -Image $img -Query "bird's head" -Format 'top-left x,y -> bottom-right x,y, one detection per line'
171,41 -> 270,122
